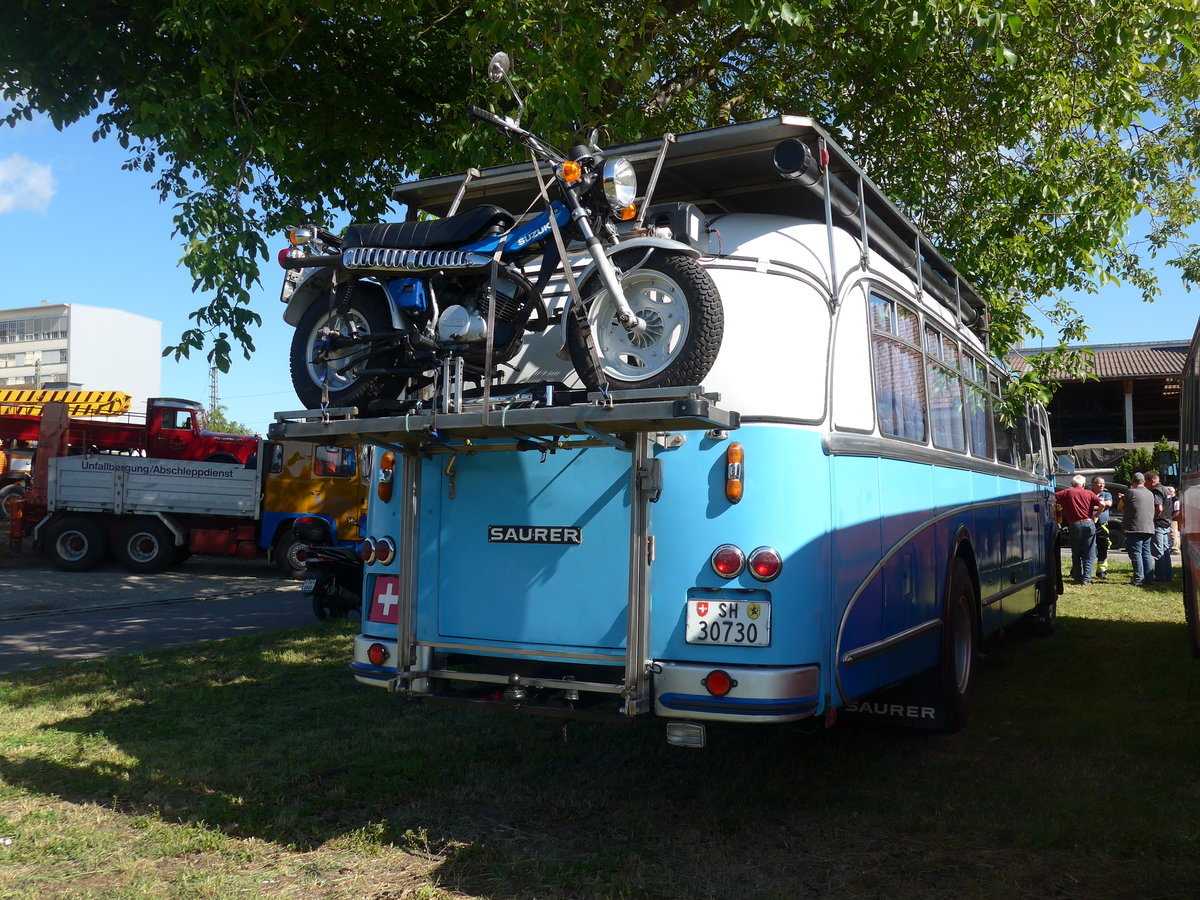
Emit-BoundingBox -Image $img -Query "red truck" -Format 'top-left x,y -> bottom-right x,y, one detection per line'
0,397 -> 258,463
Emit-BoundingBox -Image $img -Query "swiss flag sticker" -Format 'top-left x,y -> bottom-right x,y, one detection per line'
696,601 -> 709,616
370,576 -> 401,623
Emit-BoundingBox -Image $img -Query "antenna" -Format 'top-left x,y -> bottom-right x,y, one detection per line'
208,365 -> 219,414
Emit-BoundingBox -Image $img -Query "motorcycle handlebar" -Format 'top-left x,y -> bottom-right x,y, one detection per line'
280,253 -> 342,270
467,104 -> 517,133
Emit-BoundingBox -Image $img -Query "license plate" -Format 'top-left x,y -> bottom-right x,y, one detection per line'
686,599 -> 770,646
302,577 -> 316,593
279,267 -> 304,303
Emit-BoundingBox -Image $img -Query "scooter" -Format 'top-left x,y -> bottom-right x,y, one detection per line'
291,516 -> 364,621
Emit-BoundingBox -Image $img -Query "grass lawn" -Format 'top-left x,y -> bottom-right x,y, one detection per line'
1,558 -> 1198,899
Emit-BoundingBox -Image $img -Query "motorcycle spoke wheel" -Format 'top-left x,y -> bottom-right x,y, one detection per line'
305,309 -> 374,393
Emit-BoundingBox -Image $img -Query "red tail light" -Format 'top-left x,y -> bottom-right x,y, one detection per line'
367,643 -> 389,666
747,546 -> 783,581
710,544 -> 745,578
375,537 -> 396,567
359,537 -> 377,565
702,669 -> 736,697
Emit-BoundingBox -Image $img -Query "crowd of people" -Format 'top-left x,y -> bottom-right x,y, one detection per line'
1054,470 -> 1180,587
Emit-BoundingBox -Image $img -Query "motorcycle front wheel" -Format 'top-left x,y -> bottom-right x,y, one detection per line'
566,251 -> 723,391
289,281 -> 405,410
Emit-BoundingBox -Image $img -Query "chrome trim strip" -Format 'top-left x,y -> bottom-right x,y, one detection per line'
981,574 -> 1043,608
841,617 -> 942,665
826,432 -> 1051,485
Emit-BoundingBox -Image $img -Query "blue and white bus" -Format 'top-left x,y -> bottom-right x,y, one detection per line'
271,117 -> 1058,746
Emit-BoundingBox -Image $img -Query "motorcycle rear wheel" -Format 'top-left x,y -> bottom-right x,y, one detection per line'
567,251 -> 722,391
289,282 -> 406,410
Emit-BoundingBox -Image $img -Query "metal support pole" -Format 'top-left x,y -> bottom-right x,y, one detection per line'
623,434 -> 653,716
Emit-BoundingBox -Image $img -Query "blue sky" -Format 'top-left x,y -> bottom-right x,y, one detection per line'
1,113 -> 1197,432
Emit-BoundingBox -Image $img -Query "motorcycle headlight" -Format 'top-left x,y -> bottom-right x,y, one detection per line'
602,157 -> 637,210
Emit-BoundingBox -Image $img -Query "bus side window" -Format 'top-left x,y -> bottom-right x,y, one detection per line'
871,294 -> 927,442
925,325 -> 965,453
267,443 -> 284,474
964,356 -> 994,460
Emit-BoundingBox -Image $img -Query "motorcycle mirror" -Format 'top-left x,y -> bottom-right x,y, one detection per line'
487,52 -> 511,83
486,51 -> 524,125
587,128 -> 601,152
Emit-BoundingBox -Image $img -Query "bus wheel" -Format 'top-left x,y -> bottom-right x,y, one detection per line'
939,558 -> 978,731
44,516 -> 108,572
115,519 -> 177,574
1183,542 -> 1200,659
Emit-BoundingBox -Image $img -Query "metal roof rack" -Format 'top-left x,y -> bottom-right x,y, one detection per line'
391,115 -> 987,337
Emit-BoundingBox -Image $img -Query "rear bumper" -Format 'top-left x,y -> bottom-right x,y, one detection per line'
351,635 -> 822,724
653,661 -> 821,723
351,634 -> 398,686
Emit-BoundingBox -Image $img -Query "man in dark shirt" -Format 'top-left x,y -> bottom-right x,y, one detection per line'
1055,474 -> 1101,585
1119,472 -> 1157,586
1146,470 -> 1172,583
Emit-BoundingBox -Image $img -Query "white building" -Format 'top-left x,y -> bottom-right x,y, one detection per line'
0,303 -> 161,408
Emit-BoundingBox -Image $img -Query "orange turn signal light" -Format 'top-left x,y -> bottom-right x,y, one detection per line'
377,451 -> 395,502
725,442 -> 744,504
561,160 -> 583,183
617,204 -> 637,221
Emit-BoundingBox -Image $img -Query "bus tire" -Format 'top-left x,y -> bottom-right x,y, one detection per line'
939,558 -> 978,731
44,516 -> 108,572
568,251 -> 722,391
114,518 -> 178,573
273,535 -> 307,579
1183,540 -> 1200,658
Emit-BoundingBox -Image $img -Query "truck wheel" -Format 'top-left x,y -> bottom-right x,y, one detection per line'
0,483 -> 25,521
273,535 -> 307,579
938,558 -> 978,732
114,519 -> 177,574
44,516 -> 108,572
204,452 -> 241,464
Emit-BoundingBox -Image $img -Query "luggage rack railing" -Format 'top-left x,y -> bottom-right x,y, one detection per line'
269,385 -> 739,454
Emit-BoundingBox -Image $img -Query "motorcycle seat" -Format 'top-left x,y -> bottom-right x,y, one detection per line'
344,205 -> 515,250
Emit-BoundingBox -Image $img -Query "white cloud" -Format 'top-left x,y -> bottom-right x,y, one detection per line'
0,154 -> 55,213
